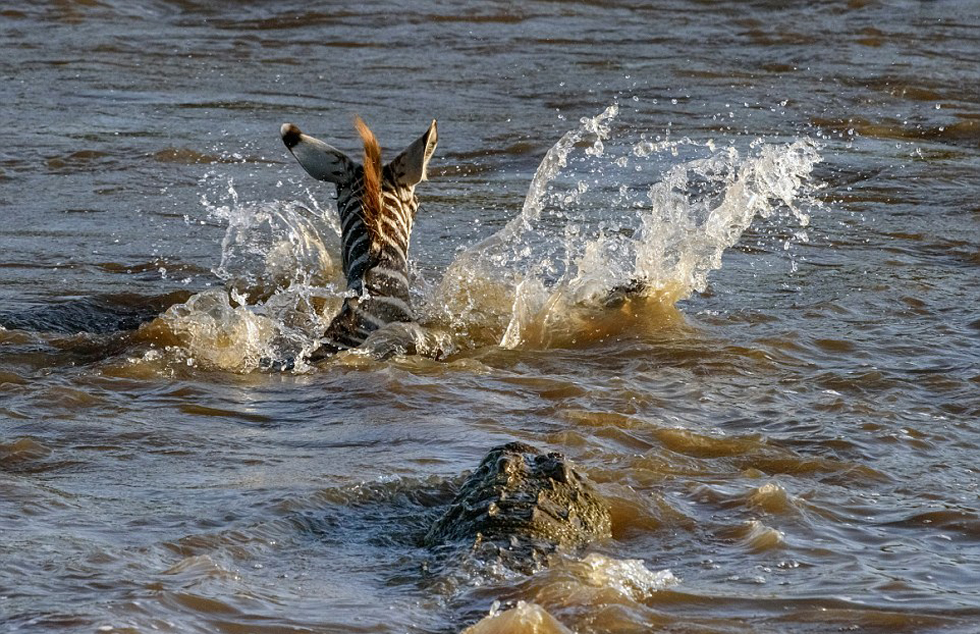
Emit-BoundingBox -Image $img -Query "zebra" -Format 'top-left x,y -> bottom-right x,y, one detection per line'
280,117 -> 437,361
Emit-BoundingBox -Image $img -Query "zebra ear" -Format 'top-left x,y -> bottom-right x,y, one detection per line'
388,119 -> 438,188
281,123 -> 354,184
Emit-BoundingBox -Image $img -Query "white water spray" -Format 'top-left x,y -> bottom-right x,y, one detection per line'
149,106 -> 821,370
426,105 -> 821,350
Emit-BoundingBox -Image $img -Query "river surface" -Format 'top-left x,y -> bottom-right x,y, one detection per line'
2,1 -> 980,632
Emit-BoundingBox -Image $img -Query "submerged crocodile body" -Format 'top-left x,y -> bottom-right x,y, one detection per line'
425,442 -> 611,571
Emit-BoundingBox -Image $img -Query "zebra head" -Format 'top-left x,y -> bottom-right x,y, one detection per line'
280,118 -> 438,351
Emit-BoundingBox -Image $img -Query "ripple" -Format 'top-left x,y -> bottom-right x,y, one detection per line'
463,602 -> 572,634
730,519 -> 785,552
0,437 -> 52,467
745,482 -> 796,515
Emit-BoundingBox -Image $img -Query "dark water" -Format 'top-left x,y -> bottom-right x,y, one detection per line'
3,1 -> 980,632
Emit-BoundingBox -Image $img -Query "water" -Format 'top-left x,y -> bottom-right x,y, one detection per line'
2,1 -> 980,632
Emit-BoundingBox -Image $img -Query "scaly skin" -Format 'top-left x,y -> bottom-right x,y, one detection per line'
425,442 -> 611,571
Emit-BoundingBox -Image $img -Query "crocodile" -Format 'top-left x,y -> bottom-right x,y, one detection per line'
424,441 -> 612,572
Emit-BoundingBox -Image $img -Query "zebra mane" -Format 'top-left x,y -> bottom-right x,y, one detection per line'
354,116 -> 382,241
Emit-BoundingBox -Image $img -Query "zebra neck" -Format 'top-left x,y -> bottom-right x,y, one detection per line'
337,193 -> 416,299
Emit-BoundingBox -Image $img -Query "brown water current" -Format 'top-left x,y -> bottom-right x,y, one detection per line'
2,1 -> 980,633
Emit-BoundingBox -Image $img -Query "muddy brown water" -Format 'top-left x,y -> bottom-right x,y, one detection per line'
2,1 -> 980,632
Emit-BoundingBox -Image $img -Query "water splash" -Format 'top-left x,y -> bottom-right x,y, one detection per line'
635,138 -> 818,297
576,553 -> 678,599
147,180 -> 346,372
426,105 -> 822,350
204,178 -> 341,300
149,105 -> 821,370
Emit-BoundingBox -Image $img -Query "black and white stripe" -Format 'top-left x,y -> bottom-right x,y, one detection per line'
281,119 -> 437,359
320,171 -> 418,352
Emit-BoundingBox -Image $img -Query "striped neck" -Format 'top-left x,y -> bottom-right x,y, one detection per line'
336,168 -> 418,304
